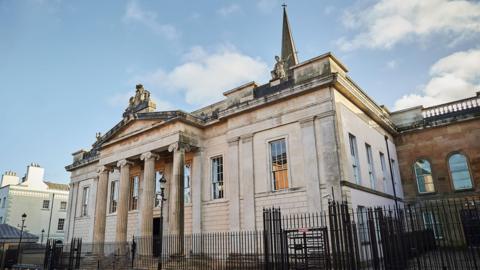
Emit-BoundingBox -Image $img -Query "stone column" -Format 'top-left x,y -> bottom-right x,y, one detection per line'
316,112 -> 342,208
241,134 -> 256,230
168,142 -> 188,255
93,166 -> 110,249
116,159 -> 132,244
191,148 -> 203,235
138,152 -> 159,255
300,117 -> 322,212
139,152 -> 159,237
227,137 -> 240,231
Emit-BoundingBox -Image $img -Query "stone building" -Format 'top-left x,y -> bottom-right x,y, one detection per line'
0,163 -> 69,242
392,92 -> 480,203
64,8 -> 403,244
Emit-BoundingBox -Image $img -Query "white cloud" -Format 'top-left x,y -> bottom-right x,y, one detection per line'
135,45 -> 269,106
123,0 -> 179,40
217,4 -> 241,17
394,48 -> 480,110
386,60 -> 398,69
338,0 -> 480,50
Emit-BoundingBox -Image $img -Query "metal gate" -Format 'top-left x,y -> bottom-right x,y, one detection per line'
284,227 -> 330,270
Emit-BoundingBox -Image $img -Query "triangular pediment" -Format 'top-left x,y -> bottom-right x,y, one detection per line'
107,119 -> 160,142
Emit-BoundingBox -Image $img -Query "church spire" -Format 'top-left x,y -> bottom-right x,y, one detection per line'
281,4 -> 298,69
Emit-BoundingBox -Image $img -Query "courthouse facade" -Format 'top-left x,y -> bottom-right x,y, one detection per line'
64,9 -> 403,243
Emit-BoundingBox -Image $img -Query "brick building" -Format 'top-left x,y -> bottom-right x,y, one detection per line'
392,92 -> 480,203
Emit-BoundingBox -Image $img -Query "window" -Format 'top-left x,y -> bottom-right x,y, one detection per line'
270,139 -> 289,190
129,176 -> 139,210
379,152 -> 388,192
57,218 -> 65,231
448,153 -> 473,190
184,164 -> 191,203
109,180 -> 119,213
414,159 -> 434,193
357,206 -> 369,244
211,156 -> 224,199
60,201 -> 67,210
81,187 -> 89,216
365,144 -> 376,189
0,217 -> 2,223
349,134 -> 361,184
423,212 -> 443,239
390,159 -> 399,193
155,171 -> 164,207
43,200 -> 50,209
2,197 -> 5,208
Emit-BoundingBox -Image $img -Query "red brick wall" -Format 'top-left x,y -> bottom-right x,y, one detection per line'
395,119 -> 480,201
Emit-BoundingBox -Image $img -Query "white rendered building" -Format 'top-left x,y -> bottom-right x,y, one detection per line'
0,163 -> 69,242
65,9 -> 403,244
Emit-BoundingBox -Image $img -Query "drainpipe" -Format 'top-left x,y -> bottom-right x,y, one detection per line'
47,193 -> 55,239
385,135 -> 399,209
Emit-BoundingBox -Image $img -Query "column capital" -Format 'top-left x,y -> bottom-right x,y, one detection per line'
227,137 -> 240,146
240,133 -> 254,143
117,159 -> 134,168
168,142 -> 191,153
97,165 -> 111,174
299,116 -> 315,128
140,151 -> 160,161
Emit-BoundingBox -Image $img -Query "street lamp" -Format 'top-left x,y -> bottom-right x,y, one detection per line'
17,213 -> 27,263
41,229 -> 45,244
156,174 -> 167,270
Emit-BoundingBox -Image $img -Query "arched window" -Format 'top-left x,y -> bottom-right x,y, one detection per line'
448,153 -> 473,190
414,159 -> 434,193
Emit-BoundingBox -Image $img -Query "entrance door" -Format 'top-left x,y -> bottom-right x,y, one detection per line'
153,217 -> 162,256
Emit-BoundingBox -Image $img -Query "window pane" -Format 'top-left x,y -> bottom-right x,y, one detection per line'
449,154 -> 473,190
270,139 -> 288,190
185,164 -> 191,203
414,160 -> 434,193
212,156 -> 224,199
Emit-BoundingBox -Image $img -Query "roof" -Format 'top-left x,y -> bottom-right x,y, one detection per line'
45,182 -> 69,191
0,224 -> 38,243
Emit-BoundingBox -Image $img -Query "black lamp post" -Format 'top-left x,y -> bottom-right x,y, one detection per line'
17,213 -> 27,263
40,229 -> 45,244
157,174 -> 167,270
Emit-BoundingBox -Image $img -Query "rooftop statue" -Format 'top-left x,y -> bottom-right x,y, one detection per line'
124,84 -> 156,117
271,54 -> 292,80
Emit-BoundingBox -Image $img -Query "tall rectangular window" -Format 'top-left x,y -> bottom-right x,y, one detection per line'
349,134 -> 361,184
109,180 -> 119,213
365,144 -> 376,189
390,159 -> 399,193
211,156 -> 224,199
379,152 -> 388,192
184,164 -> 191,203
423,212 -> 443,239
42,200 -> 50,209
155,171 -> 164,207
357,206 -> 370,244
270,138 -> 289,190
2,197 -> 5,208
60,201 -> 67,210
130,176 -> 139,210
57,218 -> 65,231
81,187 -> 89,216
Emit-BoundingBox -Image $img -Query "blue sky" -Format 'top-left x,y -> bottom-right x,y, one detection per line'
1,0 -> 479,183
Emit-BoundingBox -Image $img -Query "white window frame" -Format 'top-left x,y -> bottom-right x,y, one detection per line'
379,152 -> 388,193
57,218 -> 65,231
129,175 -> 140,210
414,159 -> 435,194
211,156 -> 224,200
155,170 -> 165,207
365,144 -> 376,189
184,163 -> 192,204
43,200 -> 50,209
349,134 -> 361,184
109,180 -> 119,213
81,186 -> 89,217
60,201 -> 67,210
448,153 -> 473,191
423,212 -> 443,239
268,137 -> 290,191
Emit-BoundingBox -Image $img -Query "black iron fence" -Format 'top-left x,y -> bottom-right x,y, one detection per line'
15,198 -> 480,269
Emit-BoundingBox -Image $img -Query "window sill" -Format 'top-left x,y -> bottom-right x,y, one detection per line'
41,208 -> 50,211
204,198 -> 228,205
418,191 -> 436,196
128,210 -> 139,214
75,215 -> 90,220
453,188 -> 474,192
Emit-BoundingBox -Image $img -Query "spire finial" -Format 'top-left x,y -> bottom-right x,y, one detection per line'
280,2 -> 298,70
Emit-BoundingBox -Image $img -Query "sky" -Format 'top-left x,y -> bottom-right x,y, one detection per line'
1,0 -> 479,183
